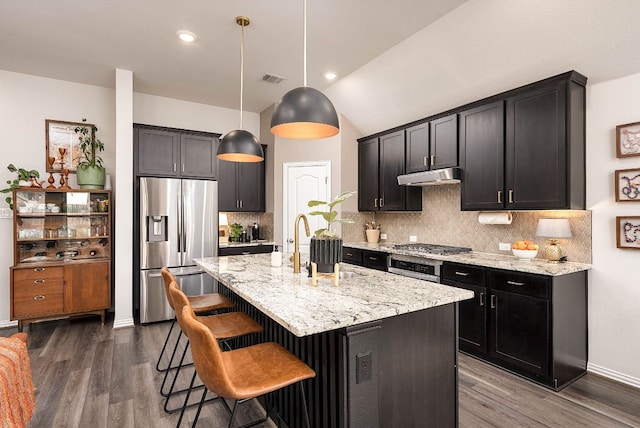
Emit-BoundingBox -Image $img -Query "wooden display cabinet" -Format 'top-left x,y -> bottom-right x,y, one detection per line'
10,188 -> 112,331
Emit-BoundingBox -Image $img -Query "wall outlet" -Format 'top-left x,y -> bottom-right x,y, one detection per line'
356,352 -> 372,384
380,233 -> 387,240
499,242 -> 512,251
409,235 -> 417,242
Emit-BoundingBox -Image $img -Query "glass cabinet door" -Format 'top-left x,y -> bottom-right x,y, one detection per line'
14,189 -> 111,265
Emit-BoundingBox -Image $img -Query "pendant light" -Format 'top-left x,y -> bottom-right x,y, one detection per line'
217,16 -> 264,162
270,0 -> 339,140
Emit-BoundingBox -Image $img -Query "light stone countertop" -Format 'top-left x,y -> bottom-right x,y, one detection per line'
344,242 -> 592,276
195,254 -> 473,337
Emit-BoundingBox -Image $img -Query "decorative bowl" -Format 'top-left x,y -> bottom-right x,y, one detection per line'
512,249 -> 538,260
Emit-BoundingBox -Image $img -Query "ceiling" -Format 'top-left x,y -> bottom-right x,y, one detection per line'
0,0 -> 466,114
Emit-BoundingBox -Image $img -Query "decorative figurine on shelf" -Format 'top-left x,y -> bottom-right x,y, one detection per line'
61,169 -> 71,189
46,156 -> 56,188
28,175 -> 42,188
58,147 -> 67,187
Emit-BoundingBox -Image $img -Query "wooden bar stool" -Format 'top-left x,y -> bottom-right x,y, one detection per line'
163,280 -> 263,414
156,267 -> 235,374
175,304 -> 316,428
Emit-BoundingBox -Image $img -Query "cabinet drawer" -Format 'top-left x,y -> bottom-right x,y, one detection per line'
362,250 -> 388,271
343,247 -> 363,264
13,279 -> 64,318
489,269 -> 549,299
13,266 -> 63,281
442,262 -> 485,285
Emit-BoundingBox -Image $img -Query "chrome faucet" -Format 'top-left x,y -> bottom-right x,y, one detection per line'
293,213 -> 310,273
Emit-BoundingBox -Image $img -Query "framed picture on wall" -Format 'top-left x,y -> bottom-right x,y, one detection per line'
616,121 -> 640,158
616,216 -> 640,249
45,119 -> 93,173
615,168 -> 640,202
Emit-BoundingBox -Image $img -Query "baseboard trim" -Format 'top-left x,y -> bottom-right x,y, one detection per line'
112,318 -> 135,329
588,363 -> 640,389
0,320 -> 18,329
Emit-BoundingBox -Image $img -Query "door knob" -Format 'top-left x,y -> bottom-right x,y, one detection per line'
287,238 -> 294,243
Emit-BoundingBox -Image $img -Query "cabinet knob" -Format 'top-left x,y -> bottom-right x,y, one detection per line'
34,267 -> 45,272
369,256 -> 378,261
380,198 -> 384,207
497,191 -> 503,204
173,163 -> 177,172
507,280 -> 525,286
490,294 -> 497,309
33,295 -> 45,301
374,198 -> 378,208
287,239 -> 294,243
430,154 -> 435,166
479,292 -> 485,307
455,271 -> 469,277
423,156 -> 428,166
508,189 -> 514,204
33,279 -> 45,284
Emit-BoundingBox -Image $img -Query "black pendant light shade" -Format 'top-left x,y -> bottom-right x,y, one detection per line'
270,87 -> 340,140
217,129 -> 264,162
216,16 -> 264,163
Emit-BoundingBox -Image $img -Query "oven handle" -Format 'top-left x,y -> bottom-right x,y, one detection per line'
387,267 -> 440,283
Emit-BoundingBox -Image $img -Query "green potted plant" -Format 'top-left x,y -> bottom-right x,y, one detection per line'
0,164 -> 40,209
75,118 -> 105,189
229,223 -> 243,242
307,190 -> 356,273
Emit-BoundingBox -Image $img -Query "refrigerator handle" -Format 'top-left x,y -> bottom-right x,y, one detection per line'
176,193 -> 182,254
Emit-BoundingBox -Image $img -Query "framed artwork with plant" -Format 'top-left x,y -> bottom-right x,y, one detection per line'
616,121 -> 640,158
615,168 -> 640,202
45,119 -> 94,172
616,216 -> 640,249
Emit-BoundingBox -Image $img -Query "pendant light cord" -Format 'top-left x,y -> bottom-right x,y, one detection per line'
240,20 -> 245,128
303,0 -> 307,87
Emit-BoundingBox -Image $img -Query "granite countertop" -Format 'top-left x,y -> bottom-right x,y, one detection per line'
219,241 -> 275,248
195,254 -> 473,337
344,242 -> 592,276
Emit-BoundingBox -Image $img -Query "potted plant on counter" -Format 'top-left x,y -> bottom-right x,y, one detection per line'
307,190 -> 356,274
75,118 -> 105,189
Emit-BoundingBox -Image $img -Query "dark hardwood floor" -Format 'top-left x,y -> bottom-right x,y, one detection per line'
2,316 -> 639,428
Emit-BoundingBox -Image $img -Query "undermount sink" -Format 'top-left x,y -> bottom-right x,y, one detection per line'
338,271 -> 360,279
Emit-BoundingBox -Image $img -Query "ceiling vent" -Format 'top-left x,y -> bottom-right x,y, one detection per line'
262,73 -> 286,84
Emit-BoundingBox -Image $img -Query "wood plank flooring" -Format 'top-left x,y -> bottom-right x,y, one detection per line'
2,316 -> 639,428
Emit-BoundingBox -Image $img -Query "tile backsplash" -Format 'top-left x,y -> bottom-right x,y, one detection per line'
223,212 -> 273,241
342,184 -> 592,264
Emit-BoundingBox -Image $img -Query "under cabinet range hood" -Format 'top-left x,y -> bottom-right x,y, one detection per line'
397,167 -> 462,186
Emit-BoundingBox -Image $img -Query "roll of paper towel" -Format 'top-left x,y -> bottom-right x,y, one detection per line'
478,212 -> 512,225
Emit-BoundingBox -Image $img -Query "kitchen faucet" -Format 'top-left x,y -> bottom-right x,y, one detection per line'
293,213 -> 310,273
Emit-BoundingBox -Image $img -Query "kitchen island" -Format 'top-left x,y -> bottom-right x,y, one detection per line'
195,254 -> 473,427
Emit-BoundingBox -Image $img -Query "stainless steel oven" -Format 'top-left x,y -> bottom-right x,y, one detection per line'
388,254 -> 442,282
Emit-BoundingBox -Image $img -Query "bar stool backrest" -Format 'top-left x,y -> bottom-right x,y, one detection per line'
175,297 -> 239,399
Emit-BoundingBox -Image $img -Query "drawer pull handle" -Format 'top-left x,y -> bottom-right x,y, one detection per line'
507,280 -> 525,286
241,252 -> 250,255
34,279 -> 45,284
34,267 -> 45,272
369,256 -> 378,261
346,253 -> 353,257
479,292 -> 485,307
455,271 -> 469,276
34,295 -> 45,301
491,295 -> 497,309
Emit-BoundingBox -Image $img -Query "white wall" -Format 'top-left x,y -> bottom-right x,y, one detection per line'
586,72 -> 640,387
0,70 -> 259,326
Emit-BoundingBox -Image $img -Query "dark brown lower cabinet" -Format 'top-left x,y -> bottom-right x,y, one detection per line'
443,261 -> 587,391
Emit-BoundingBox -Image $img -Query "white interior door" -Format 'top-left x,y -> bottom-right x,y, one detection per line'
283,162 -> 331,255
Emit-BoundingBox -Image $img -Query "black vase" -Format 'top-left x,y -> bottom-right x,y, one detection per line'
309,237 -> 343,274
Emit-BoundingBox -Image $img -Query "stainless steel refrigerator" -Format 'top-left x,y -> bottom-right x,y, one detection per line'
139,177 -> 218,323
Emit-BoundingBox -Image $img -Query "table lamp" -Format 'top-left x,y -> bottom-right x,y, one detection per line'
535,218 -> 572,263
219,213 -> 229,244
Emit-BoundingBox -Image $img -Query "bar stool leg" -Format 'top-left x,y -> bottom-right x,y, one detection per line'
156,318 -> 177,372
299,382 -> 311,428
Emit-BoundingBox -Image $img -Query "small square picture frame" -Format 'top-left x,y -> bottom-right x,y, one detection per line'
614,168 -> 640,202
616,121 -> 640,158
616,216 -> 640,249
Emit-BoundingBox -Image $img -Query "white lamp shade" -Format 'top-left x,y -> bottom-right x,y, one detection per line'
536,218 -> 572,238
219,213 -> 229,227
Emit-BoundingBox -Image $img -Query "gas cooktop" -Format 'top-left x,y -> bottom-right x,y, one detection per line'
393,243 -> 472,256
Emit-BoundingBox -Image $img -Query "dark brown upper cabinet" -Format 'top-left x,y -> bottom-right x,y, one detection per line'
218,145 -> 266,212
358,131 -> 421,212
405,114 -> 458,174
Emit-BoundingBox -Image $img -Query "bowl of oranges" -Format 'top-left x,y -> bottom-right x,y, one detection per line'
512,240 -> 539,260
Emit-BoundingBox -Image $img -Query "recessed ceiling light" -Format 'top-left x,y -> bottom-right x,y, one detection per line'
324,71 -> 337,80
177,31 -> 197,43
